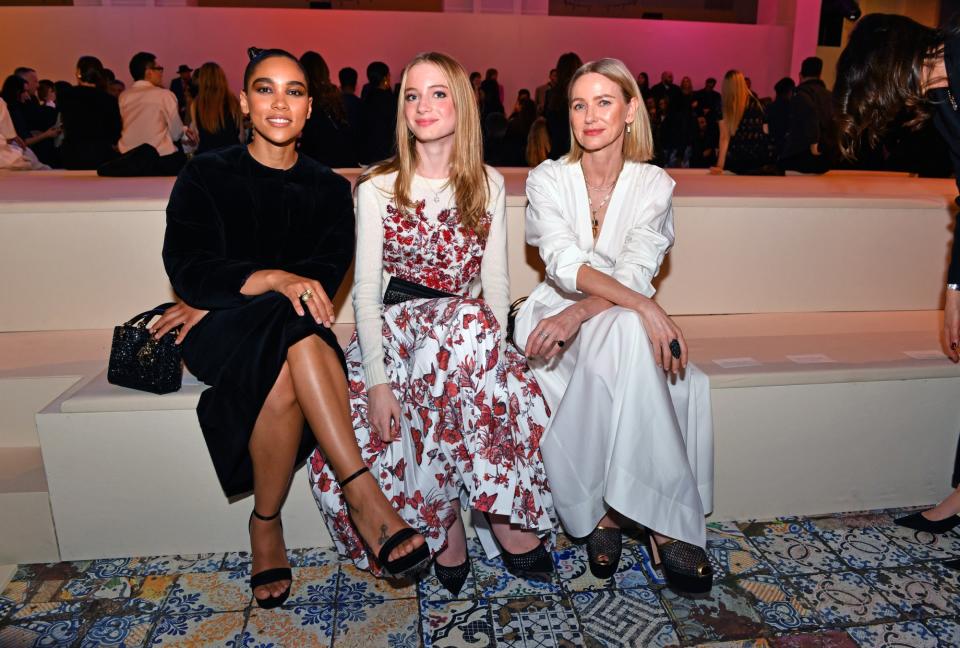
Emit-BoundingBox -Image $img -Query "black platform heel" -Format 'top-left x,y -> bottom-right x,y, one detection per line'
648,534 -> 713,596
435,560 -> 470,596
895,510 -> 960,534
248,509 -> 292,610
339,466 -> 431,577
586,526 -> 623,579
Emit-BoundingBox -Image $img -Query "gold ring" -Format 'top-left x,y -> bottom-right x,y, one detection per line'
299,289 -> 313,302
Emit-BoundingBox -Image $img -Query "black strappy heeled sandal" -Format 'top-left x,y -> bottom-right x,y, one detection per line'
340,466 -> 431,577
586,526 -> 623,579
248,509 -> 292,610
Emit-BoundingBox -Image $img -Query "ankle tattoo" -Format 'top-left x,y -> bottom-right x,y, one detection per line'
378,524 -> 389,546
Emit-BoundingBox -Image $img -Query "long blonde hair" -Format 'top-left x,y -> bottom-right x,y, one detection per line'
526,117 -> 550,167
721,69 -> 759,136
193,62 -> 241,134
565,58 -> 653,163
360,52 -> 489,236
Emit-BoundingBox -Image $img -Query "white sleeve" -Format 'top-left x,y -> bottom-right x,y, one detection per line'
0,99 -> 16,140
524,163 -> 591,294
352,180 -> 389,387
610,168 -> 676,297
479,174 -> 509,334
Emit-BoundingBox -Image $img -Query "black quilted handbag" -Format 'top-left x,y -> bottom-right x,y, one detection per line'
107,303 -> 183,394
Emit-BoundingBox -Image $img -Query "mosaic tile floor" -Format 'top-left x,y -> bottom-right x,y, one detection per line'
2,507 -> 959,647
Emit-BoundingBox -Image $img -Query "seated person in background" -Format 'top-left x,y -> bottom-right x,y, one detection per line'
170,64 -> 193,120
58,56 -> 122,170
338,66 -> 361,130
695,77 -> 721,122
766,77 -> 795,160
113,51 -> 186,176
1,75 -> 59,165
299,51 -> 358,168
780,57 -> 837,174
38,80 -> 56,108
503,96 -> 537,166
514,57 -> 713,595
188,62 -> 242,156
526,116 -> 550,167
359,61 -> 396,164
0,96 -> 45,170
108,79 -> 125,98
689,113 -> 719,168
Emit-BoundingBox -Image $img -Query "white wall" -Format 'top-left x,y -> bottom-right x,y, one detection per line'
0,6 -> 795,99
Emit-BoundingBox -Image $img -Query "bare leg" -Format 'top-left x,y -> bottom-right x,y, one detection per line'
488,515 -> 543,554
287,335 -> 424,561
436,506 -> 468,567
925,485 -> 960,520
249,362 -> 303,600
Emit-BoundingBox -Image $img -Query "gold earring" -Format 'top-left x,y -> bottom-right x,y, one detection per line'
626,124 -> 632,133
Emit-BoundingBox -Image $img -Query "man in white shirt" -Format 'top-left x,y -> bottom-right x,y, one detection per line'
114,52 -> 186,175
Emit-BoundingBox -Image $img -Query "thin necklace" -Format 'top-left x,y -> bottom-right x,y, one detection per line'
583,163 -> 623,239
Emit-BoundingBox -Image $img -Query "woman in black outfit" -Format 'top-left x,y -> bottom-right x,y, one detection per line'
154,48 -> 430,609
188,62 -> 242,155
834,14 -> 960,558
298,51 -> 358,168
58,56 -> 121,170
544,52 -> 582,160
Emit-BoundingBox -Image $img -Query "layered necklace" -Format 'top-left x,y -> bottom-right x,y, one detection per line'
583,163 -> 623,239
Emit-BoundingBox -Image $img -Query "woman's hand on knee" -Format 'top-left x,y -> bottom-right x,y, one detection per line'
524,307 -> 581,360
634,299 -> 688,374
368,383 -> 402,443
149,301 -> 208,345
266,270 -> 336,327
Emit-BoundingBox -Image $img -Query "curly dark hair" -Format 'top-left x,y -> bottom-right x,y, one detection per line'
834,13 -> 953,160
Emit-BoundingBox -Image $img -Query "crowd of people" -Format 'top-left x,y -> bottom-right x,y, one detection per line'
2,49 -> 950,176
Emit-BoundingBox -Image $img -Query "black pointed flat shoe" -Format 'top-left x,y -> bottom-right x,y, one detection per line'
435,560 -> 470,596
248,509 -> 292,609
895,510 -> 960,535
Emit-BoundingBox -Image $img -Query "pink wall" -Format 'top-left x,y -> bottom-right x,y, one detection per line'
0,7 -> 794,101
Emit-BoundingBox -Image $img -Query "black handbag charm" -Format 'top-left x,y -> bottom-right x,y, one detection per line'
107,303 -> 183,394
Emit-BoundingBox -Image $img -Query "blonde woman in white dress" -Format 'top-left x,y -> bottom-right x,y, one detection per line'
513,58 -> 714,595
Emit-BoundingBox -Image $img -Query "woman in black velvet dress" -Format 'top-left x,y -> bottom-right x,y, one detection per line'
154,48 -> 430,609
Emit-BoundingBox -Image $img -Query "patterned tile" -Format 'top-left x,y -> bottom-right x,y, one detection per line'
58,577 -> 139,602
489,595 -> 584,646
286,566 -> 339,606
472,552 -> 561,599
421,598 -> 494,648
418,562 -> 479,601
240,606 -> 334,647
863,567 -> 960,618
659,581 -> 766,644
137,554 -> 223,576
746,532 -> 844,576
0,617 -> 83,647
288,547 -> 339,568
160,573 -> 251,615
148,611 -> 245,647
785,571 -> 901,626
739,520 -> 817,537
1,580 -> 30,606
925,617 -> 960,646
338,564 -> 418,600
333,597 -> 419,647
815,527 -> 914,570
846,621 -> 939,647
14,561 -> 92,582
735,573 -> 819,632
769,631 -> 858,648
27,579 -> 65,604
706,523 -> 770,580
695,641 -> 770,648
875,522 -> 960,561
127,576 -> 177,614
85,558 -> 144,580
811,511 -> 896,531
553,535 -> 649,593
78,612 -> 155,648
571,588 -> 678,647
6,600 -> 86,621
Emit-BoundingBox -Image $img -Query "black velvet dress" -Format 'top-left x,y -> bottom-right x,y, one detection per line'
163,144 -> 354,497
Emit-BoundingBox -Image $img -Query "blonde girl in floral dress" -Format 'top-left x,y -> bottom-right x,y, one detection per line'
309,52 -> 555,595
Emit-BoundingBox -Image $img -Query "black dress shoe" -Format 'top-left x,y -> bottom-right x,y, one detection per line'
894,510 -> 960,534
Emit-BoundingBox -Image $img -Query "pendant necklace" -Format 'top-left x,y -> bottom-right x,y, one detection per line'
584,166 -> 621,239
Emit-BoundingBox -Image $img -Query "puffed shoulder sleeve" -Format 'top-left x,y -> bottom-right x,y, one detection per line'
525,162 -> 591,294
284,172 -> 356,301
163,162 -> 264,309
610,167 -> 676,297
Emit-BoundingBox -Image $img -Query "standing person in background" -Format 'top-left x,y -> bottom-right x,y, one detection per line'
766,77 -> 795,161
480,76 -> 504,119
712,69 -> 775,174
486,67 -> 504,105
299,51 -> 357,168
526,116 -> 550,167
696,77 -> 721,122
834,14 -> 960,568
637,72 -> 651,100
58,55 -> 121,170
170,64 -> 193,121
780,57 -> 837,174
338,67 -> 362,130
188,62 -> 242,156
536,68 -> 557,114
545,52 -> 582,160
651,71 -> 682,109
359,61 -> 396,164
678,76 -> 697,115
503,96 -> 536,166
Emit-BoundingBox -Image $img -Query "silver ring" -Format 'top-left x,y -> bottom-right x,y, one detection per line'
539,331 -> 549,339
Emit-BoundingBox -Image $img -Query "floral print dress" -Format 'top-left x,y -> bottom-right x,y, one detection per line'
309,171 -> 555,574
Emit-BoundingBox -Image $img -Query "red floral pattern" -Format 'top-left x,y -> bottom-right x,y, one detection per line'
308,200 -> 554,575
